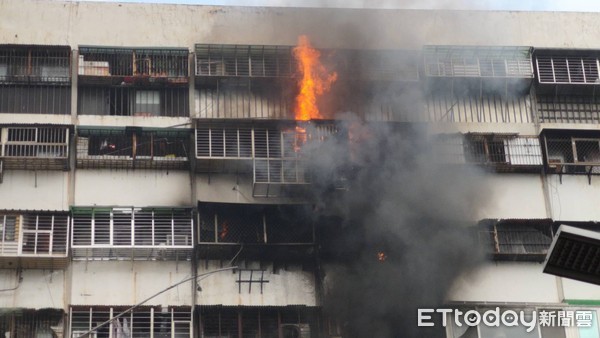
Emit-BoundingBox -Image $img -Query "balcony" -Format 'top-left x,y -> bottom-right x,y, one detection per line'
195,121 -> 339,197
78,46 -> 189,86
478,219 -> 554,262
71,207 -> 194,260
0,44 -> 71,84
542,129 -> 600,180
0,125 -> 70,172
76,127 -> 190,170
424,45 -> 533,93
0,211 -> 69,269
70,306 -> 192,338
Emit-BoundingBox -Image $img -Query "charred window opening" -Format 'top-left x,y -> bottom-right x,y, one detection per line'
0,308 -> 64,338
70,306 -> 191,338
71,207 -> 193,260
76,127 -> 190,170
543,129 -> 600,175
478,219 -> 553,261
78,86 -> 188,117
198,203 -> 314,245
197,306 -> 319,338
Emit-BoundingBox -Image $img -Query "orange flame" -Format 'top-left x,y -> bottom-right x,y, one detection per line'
293,35 -> 337,121
377,251 -> 387,262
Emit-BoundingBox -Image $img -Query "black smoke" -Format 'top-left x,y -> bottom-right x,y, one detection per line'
301,116 -> 488,337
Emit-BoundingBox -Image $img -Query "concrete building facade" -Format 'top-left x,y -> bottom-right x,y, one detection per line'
1,0 -> 600,337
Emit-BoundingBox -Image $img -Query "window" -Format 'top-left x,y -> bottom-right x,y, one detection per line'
478,219 -> 554,261
543,131 -> 600,174
0,215 -> 16,242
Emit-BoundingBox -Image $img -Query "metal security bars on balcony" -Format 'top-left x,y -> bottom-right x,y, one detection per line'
76,127 -> 190,170
424,46 -> 533,79
0,125 -> 70,170
0,45 -> 71,84
195,44 -> 294,78
0,309 -> 64,338
198,203 -> 314,245
537,95 -> 600,124
195,122 -> 338,197
78,86 -> 189,117
0,84 -> 71,115
543,130 -> 600,178
432,133 -> 543,172
0,211 -> 69,269
70,306 -> 192,338
78,46 -> 189,84
71,207 -> 194,260
478,219 -> 554,261
536,51 -> 600,85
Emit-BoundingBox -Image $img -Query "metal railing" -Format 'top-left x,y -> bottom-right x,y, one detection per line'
0,212 -> 69,257
0,126 -> 70,170
544,135 -> 600,174
0,45 -> 71,83
424,45 -> 533,78
536,54 -> 600,84
478,219 -> 553,260
70,306 -> 191,338
78,47 -> 189,81
76,128 -> 190,170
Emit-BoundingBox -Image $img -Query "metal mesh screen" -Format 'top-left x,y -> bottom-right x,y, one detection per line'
544,134 -> 600,174
479,219 -> 553,260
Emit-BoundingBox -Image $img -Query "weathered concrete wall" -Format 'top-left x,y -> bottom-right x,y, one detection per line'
75,169 -> 192,206
0,269 -> 65,309
197,260 -> 317,306
0,171 -> 69,211
2,0 -> 600,49
70,260 -> 193,306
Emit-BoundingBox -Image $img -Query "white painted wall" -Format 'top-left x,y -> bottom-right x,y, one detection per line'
75,170 -> 192,206
197,260 -> 317,306
448,262 -> 560,304
561,277 -> 600,302
477,174 -> 549,220
545,175 -> 600,221
0,171 -> 69,211
70,260 -> 192,306
0,269 -> 65,309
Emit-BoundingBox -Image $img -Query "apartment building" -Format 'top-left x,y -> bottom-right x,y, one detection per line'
1,1 -> 600,337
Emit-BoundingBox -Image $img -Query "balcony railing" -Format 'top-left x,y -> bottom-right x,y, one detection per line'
70,306 -> 192,338
543,131 -> 600,177
478,219 -> 554,261
78,46 -> 189,85
76,127 -> 190,170
71,207 -> 194,260
0,45 -> 71,84
0,125 -> 70,170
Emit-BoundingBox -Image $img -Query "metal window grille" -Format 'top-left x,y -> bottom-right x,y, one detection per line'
2,126 -> 69,158
78,86 -> 189,117
76,128 -> 190,170
0,214 -> 18,255
0,45 -> 71,83
425,93 -> 533,123
78,47 -> 189,80
424,46 -> 533,78
197,306 -> 318,338
195,44 -> 293,78
198,203 -> 314,244
70,306 -> 192,338
71,207 -> 193,260
536,54 -> 600,84
0,309 -> 64,338
544,134 -> 600,174
536,95 -> 600,124
20,213 -> 69,256
0,84 -> 71,114
478,219 -> 553,261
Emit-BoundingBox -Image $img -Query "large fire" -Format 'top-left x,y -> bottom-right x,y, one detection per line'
293,35 -> 337,121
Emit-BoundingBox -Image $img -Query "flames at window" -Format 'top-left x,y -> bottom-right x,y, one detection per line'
292,35 -> 337,121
